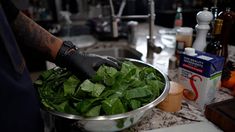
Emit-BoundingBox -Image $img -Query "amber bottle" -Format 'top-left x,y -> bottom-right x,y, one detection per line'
205,19 -> 226,59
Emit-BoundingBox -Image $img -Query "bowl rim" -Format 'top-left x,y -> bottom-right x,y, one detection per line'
41,58 -> 170,121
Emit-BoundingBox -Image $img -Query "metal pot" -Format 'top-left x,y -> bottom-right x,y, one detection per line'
41,58 -> 170,132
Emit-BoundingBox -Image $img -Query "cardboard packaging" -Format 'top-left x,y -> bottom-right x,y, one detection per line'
179,48 -> 224,110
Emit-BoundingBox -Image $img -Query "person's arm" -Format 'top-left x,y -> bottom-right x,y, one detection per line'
11,12 -> 63,61
1,0 -> 62,61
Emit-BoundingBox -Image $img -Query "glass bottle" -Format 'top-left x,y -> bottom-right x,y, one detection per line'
210,6 -> 218,28
205,19 -> 226,59
174,7 -> 183,28
217,8 -> 234,62
209,6 -> 218,38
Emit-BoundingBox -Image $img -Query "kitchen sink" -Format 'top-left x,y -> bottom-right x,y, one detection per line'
80,43 -> 142,60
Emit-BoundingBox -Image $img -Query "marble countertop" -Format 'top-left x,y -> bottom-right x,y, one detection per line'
126,88 -> 233,132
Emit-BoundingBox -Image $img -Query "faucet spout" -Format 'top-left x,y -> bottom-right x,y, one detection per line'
147,36 -> 162,59
146,0 -> 162,58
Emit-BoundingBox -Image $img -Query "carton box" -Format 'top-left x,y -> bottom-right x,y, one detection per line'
179,50 -> 224,110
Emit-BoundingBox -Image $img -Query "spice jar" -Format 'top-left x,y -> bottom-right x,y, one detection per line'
175,27 -> 193,60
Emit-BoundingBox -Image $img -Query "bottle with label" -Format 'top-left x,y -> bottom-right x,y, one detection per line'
174,7 -> 183,28
205,19 -> 227,61
205,19 -> 222,54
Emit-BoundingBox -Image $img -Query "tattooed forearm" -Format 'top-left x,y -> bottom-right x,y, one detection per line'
12,12 -> 62,61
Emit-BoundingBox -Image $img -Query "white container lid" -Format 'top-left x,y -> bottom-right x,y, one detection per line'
185,47 -> 197,56
177,27 -> 193,35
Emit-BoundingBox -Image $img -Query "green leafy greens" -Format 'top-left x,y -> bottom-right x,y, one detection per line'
35,61 -> 165,117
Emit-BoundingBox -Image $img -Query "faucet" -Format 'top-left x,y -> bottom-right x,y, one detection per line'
109,0 -> 162,59
146,0 -> 162,58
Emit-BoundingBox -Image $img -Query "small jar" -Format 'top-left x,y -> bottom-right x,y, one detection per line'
175,27 -> 193,60
158,81 -> 184,112
176,27 -> 193,47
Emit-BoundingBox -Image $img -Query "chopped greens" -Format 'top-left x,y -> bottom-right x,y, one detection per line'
35,61 -> 165,117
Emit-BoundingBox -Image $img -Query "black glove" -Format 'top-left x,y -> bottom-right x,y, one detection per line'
55,41 -> 120,79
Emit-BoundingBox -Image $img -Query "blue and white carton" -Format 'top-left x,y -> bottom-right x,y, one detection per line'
178,48 -> 224,110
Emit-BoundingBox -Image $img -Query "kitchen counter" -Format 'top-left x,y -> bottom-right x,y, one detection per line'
125,88 -> 233,132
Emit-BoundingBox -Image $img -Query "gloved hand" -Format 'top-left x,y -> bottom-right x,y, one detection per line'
55,41 -> 120,79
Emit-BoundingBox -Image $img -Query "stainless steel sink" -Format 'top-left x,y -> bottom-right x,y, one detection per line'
80,43 -> 142,60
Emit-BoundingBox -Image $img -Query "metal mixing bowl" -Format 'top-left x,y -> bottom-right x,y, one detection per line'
41,58 -> 170,132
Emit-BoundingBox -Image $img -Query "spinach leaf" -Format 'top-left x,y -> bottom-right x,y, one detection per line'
124,86 -> 153,100
64,102 -> 78,114
53,101 -> 68,112
93,65 -> 118,86
40,68 -> 54,80
85,105 -> 101,117
102,97 -> 126,115
76,98 -> 100,114
120,61 -> 139,74
129,99 -> 141,110
63,75 -> 79,96
79,80 -> 105,97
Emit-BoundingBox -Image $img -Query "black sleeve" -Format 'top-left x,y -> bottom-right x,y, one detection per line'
1,0 -> 19,23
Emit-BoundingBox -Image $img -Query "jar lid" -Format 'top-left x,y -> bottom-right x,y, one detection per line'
176,27 -> 193,35
185,47 -> 197,56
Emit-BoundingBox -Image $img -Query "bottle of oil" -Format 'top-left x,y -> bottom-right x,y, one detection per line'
205,19 -> 227,61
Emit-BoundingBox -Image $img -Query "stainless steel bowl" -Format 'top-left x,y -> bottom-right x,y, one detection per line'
41,58 -> 170,132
